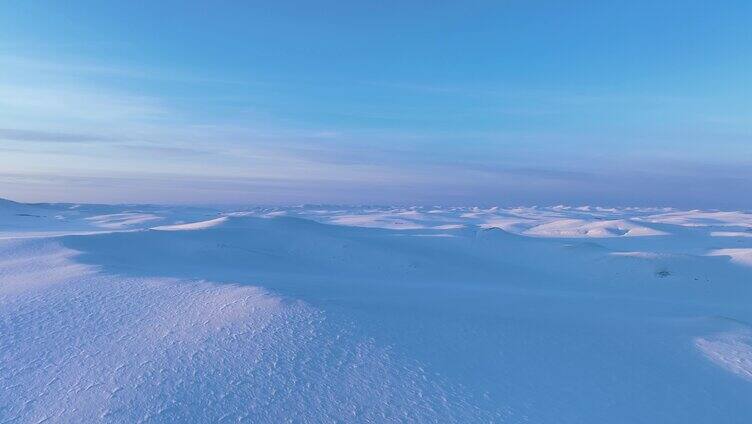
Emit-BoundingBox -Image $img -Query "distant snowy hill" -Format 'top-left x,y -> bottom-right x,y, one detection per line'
0,198 -> 218,237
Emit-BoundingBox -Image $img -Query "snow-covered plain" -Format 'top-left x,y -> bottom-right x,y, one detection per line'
1,199 -> 752,422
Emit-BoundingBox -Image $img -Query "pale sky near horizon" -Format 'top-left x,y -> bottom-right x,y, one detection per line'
0,1 -> 750,207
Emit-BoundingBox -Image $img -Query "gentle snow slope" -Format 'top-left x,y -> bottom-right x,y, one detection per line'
1,200 -> 752,423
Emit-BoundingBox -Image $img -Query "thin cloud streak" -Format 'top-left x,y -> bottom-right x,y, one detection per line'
0,128 -> 119,143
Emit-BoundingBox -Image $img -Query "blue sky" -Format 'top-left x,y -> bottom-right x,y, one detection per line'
0,1 -> 750,206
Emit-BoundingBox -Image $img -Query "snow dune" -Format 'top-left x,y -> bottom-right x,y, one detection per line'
0,238 -> 488,422
522,218 -> 666,238
154,216 -> 229,231
84,212 -> 163,229
639,210 -> 752,228
1,200 -> 752,422
241,205 -> 674,238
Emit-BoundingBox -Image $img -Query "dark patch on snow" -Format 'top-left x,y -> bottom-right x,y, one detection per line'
15,213 -> 42,218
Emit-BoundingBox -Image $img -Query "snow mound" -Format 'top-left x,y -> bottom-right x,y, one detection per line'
708,248 -> 752,267
153,216 -> 229,231
0,239 -> 492,422
85,212 -> 163,229
641,210 -> 752,228
523,219 -> 667,238
327,213 -> 427,229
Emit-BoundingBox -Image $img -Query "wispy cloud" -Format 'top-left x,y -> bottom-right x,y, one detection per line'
114,144 -> 212,157
0,128 -> 119,143
1,45 -> 750,207
0,84 -> 168,124
0,55 -> 253,86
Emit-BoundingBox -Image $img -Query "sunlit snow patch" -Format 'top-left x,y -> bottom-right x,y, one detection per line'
708,248 -> 752,267
711,231 -> 752,238
85,212 -> 163,229
696,330 -> 752,381
153,216 -> 229,231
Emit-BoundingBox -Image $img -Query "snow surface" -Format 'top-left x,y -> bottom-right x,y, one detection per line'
1,201 -> 752,422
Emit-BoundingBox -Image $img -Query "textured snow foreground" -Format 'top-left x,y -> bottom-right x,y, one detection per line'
1,200 -> 752,423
